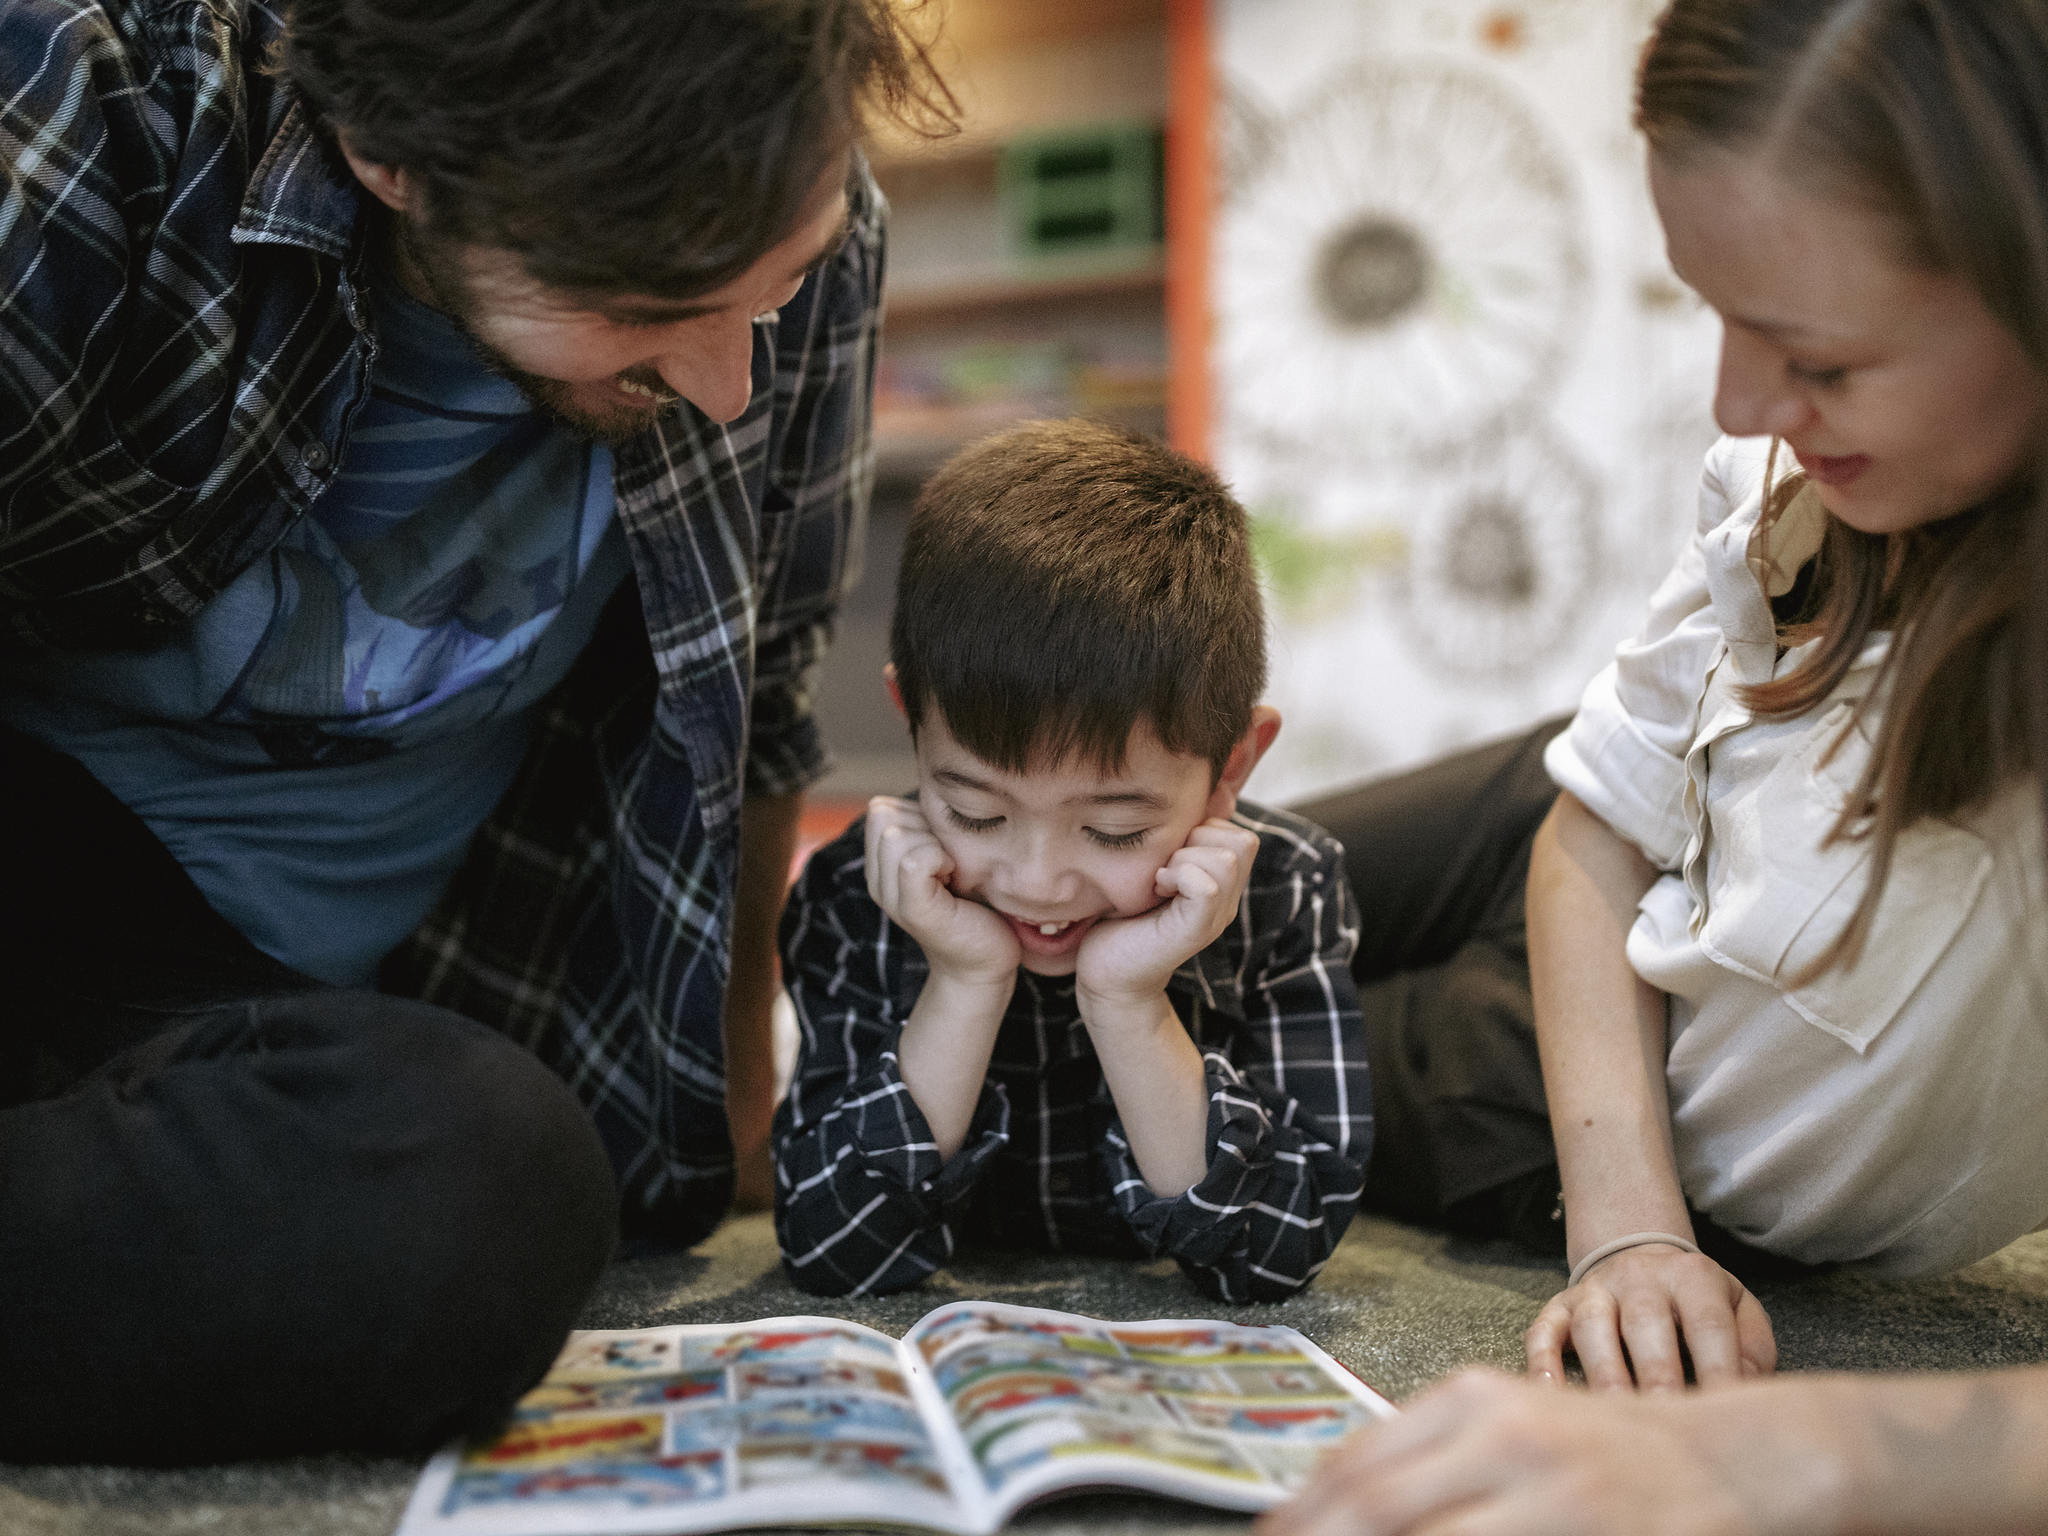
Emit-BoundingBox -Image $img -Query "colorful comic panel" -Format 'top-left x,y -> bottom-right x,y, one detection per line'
514,1369 -> 727,1420
460,1414 -> 665,1473
1213,1363 -> 1342,1398
949,1370 -> 1087,1434
736,1393 -> 928,1444
733,1360 -> 911,1401
1240,1440 -> 1340,1490
663,1404 -> 741,1454
975,1413 -> 1262,1491
1098,1363 -> 1233,1398
913,1308 -> 1094,1366
548,1332 -> 682,1383
1168,1396 -> 1361,1439
1109,1327 -> 1310,1365
735,1437 -> 951,1496
679,1325 -> 897,1372
933,1339 -> 1093,1399
441,1451 -> 724,1514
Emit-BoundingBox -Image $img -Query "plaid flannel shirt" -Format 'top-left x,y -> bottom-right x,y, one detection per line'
773,800 -> 1372,1303
0,0 -> 879,1241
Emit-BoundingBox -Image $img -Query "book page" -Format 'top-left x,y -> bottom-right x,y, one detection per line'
904,1302 -> 1393,1524
397,1319 -> 974,1536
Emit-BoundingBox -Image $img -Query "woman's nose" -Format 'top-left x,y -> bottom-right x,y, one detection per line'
1712,325 -> 1812,440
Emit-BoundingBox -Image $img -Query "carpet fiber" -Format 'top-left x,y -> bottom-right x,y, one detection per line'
7,1214 -> 2048,1535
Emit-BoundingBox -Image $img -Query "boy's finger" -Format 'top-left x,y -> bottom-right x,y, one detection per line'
1170,863 -> 1220,903
899,839 -> 951,895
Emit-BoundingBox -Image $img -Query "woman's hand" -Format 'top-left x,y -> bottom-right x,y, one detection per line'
1525,1244 -> 1776,1388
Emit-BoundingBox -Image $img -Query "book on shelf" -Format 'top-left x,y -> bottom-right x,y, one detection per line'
397,1299 -> 1393,1535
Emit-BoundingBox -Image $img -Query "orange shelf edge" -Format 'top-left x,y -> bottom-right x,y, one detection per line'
1165,0 -> 1214,463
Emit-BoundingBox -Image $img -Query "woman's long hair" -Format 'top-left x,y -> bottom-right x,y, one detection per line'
1638,0 -> 2048,970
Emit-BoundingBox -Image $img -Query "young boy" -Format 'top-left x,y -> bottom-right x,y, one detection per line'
772,419 -> 1371,1303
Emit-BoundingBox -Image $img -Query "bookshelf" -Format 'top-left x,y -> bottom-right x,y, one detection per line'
868,0 -> 1174,485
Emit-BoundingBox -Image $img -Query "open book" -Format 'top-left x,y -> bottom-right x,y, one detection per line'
397,1300 -> 1393,1535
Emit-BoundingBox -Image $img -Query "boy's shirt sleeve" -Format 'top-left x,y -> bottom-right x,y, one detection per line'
1100,807 -> 1371,1303
771,819 -> 1011,1296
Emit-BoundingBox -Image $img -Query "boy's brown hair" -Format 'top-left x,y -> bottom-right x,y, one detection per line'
891,418 -> 1267,779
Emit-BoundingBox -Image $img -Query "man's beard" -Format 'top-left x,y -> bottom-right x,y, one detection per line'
394,216 -> 678,447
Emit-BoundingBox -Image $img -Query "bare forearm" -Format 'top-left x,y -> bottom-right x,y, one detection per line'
896,974 -> 1011,1162
1695,1367 -> 2048,1536
1526,793 -> 1689,1257
1843,1367 -> 2048,1534
1084,994 -> 1209,1197
1259,1365 -> 2048,1536
726,792 -> 803,1195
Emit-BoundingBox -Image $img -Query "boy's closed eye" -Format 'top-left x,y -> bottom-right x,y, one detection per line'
1085,827 -> 1150,850
942,804 -> 1003,833
939,802 -> 1152,851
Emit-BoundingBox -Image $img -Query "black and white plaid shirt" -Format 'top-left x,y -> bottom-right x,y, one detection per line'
0,0 -> 879,1240
773,800 -> 1371,1303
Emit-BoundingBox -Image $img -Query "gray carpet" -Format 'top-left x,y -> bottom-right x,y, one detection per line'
7,1214 -> 2048,1536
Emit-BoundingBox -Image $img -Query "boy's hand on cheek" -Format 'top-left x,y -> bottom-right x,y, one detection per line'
865,797 -> 1020,985
1076,818 -> 1259,1014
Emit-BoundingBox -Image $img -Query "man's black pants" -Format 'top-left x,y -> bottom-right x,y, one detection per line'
0,726 -> 618,1464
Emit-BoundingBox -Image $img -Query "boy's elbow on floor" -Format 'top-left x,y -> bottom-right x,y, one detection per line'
781,1258 -> 861,1297
779,1255 -> 922,1299
1179,1258 -> 1315,1306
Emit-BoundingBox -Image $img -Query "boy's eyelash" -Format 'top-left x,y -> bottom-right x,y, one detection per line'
1085,828 -> 1149,850
944,806 -> 1003,833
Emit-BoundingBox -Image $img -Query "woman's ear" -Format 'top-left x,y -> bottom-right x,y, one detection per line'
883,663 -> 907,720
1207,706 -> 1282,819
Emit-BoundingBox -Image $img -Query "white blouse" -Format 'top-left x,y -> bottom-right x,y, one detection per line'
1547,435 -> 2048,1276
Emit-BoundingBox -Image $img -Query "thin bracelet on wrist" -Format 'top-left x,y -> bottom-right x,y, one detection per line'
1567,1230 -> 1699,1290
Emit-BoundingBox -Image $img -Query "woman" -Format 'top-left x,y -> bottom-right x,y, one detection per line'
1276,0 -> 2048,1526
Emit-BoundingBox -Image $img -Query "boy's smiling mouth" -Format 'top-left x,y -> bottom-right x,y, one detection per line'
996,910 -> 1100,959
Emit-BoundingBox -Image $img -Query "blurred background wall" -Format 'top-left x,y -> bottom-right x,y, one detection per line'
810,0 -> 1722,813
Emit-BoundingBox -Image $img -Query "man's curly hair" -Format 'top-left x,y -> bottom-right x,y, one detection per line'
278,0 -> 953,298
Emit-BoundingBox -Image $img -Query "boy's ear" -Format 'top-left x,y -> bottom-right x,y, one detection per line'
1207,706 -> 1282,819
883,663 -> 907,721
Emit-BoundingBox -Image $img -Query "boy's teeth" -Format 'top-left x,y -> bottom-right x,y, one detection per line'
1038,922 -> 1064,935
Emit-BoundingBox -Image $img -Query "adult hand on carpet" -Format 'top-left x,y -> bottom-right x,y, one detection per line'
1525,1243 -> 1776,1389
1258,1363 -> 2048,1536
1256,1366 -> 1844,1536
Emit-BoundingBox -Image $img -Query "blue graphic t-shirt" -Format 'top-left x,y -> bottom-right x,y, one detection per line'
0,281 -> 631,984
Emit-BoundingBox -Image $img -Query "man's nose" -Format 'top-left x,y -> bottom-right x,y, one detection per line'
656,319 -> 758,425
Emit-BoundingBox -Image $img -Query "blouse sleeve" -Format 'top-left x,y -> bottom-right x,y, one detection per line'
1545,435 -> 1767,869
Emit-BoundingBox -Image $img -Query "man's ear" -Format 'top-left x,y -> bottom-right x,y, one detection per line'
335,132 -> 418,215
1206,706 -> 1282,819
882,663 -> 907,721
